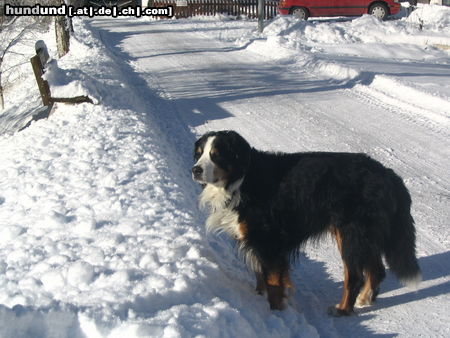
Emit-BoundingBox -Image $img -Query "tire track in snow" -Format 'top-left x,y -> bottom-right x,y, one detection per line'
348,84 -> 449,139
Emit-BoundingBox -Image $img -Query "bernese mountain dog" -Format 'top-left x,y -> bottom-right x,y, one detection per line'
192,130 -> 420,316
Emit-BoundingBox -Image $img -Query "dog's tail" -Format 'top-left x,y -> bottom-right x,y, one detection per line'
384,173 -> 421,287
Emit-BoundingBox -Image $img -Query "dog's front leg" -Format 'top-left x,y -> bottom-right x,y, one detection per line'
255,271 -> 266,295
264,265 -> 290,310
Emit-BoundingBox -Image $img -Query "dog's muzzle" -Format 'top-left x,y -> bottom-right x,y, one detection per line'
192,165 -> 203,181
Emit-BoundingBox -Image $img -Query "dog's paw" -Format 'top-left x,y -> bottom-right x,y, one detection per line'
255,288 -> 265,296
327,305 -> 353,317
355,295 -> 374,308
269,300 -> 287,311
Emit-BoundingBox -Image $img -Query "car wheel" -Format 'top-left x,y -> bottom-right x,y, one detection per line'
290,7 -> 309,20
369,3 -> 389,20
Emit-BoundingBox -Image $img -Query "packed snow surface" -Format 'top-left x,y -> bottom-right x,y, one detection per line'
0,5 -> 449,338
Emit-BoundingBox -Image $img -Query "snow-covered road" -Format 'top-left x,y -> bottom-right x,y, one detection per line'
87,16 -> 449,337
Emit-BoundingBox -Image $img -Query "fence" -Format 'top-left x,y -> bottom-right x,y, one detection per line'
31,41 -> 92,107
21,40 -> 93,131
151,0 -> 280,20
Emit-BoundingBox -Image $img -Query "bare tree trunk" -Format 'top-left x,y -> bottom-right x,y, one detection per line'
55,1 -> 70,58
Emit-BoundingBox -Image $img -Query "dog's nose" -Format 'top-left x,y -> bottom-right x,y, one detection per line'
192,166 -> 203,176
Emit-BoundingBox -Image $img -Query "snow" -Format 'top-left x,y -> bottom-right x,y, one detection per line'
1,4 -> 449,337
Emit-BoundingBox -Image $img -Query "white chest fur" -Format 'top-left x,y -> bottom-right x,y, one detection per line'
199,182 -> 242,240
199,180 -> 261,272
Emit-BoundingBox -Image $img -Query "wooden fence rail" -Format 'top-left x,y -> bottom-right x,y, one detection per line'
21,40 -> 93,131
31,40 -> 92,107
151,0 -> 280,20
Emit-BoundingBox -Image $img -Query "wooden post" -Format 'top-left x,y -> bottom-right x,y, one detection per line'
258,0 -> 265,32
55,16 -> 70,57
30,55 -> 52,106
55,0 -> 70,58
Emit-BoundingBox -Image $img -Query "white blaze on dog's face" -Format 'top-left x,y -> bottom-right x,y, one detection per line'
192,136 -> 218,185
192,131 -> 251,189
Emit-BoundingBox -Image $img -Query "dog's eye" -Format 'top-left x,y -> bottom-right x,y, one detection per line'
194,147 -> 203,159
210,148 -> 220,159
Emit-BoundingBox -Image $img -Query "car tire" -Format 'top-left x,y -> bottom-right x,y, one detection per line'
290,7 -> 309,20
369,3 -> 389,20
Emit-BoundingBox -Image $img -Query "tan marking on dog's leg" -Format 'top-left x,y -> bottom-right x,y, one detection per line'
329,228 -> 362,316
266,270 -> 286,310
337,262 -> 352,313
356,258 -> 385,307
356,270 -> 374,307
267,271 -> 282,287
333,226 -> 344,254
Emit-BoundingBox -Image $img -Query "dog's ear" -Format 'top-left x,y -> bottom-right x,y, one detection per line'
225,131 -> 251,170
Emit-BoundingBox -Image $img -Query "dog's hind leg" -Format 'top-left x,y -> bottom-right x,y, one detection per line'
329,227 -> 365,316
328,260 -> 364,316
356,255 -> 386,307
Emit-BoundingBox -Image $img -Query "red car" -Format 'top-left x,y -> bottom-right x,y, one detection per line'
278,0 -> 402,20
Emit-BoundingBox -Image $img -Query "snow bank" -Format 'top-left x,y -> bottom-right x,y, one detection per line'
169,5 -> 450,60
0,305 -> 84,338
407,4 -> 450,31
42,59 -> 99,103
260,7 -> 450,52
241,5 -> 450,118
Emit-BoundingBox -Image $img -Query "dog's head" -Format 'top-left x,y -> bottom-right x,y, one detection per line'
192,130 -> 251,189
